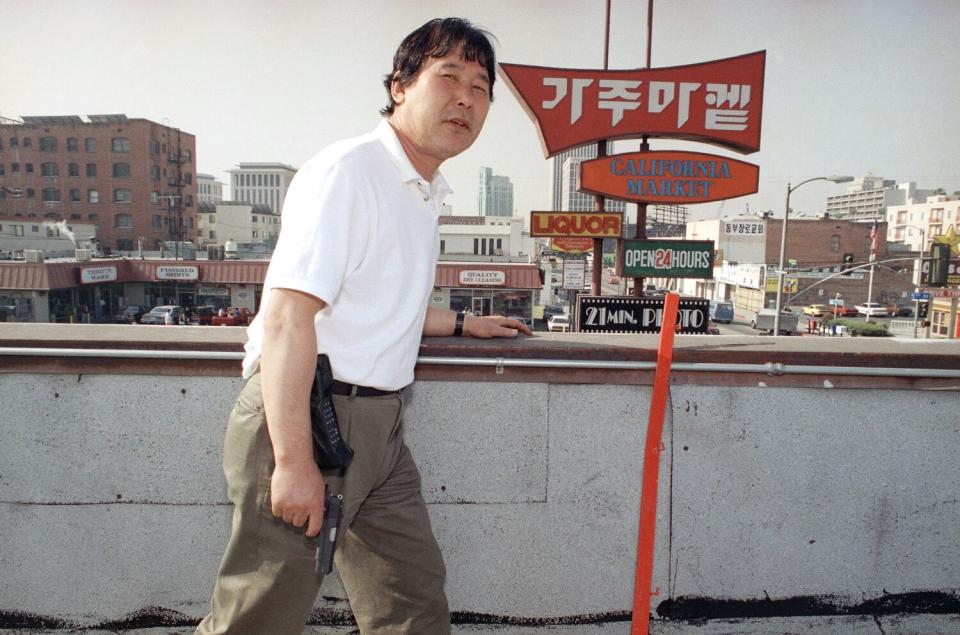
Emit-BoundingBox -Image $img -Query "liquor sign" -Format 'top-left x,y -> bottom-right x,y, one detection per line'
530,211 -> 622,238
622,240 -> 714,278
562,259 -> 586,290
576,295 -> 709,334
459,270 -> 506,286
499,50 -> 765,157
156,265 -> 199,281
579,151 -> 759,204
552,237 -> 595,254
79,266 -> 117,284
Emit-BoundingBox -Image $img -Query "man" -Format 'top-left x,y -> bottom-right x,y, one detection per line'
197,18 -> 530,635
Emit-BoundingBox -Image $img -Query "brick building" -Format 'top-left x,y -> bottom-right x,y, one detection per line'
0,115 -> 197,254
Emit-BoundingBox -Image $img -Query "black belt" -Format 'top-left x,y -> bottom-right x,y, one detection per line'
331,380 -> 400,398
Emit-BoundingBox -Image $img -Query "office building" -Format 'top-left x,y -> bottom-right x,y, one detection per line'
560,156 -> 626,214
227,163 -> 296,214
197,173 -> 224,204
477,167 -> 514,217
825,175 -> 934,222
0,114 -> 197,253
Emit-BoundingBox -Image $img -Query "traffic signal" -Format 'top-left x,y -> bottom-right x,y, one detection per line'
918,302 -> 929,319
929,243 -> 951,286
842,253 -> 854,265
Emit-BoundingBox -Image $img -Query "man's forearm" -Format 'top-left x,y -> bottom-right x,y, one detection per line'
422,306 -> 459,337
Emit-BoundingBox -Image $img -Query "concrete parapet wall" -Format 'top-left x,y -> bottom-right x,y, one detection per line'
1,328 -> 959,631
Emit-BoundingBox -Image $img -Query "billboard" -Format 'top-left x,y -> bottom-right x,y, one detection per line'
499,51 -> 765,157
579,151 -> 759,204
530,211 -> 622,238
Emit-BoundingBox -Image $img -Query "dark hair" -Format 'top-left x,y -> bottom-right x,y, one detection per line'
381,18 -> 496,116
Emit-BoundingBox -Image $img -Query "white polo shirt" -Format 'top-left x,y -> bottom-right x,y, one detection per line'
242,120 -> 450,389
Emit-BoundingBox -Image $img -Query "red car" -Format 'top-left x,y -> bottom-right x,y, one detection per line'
212,307 -> 253,326
830,305 -> 860,317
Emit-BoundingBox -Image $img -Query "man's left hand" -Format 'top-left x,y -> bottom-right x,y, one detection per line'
464,314 -> 533,339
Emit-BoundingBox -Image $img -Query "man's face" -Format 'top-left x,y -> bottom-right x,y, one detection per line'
390,50 -> 491,176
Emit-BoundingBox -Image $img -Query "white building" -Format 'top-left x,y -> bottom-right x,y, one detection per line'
437,215 -> 533,261
886,194 -> 960,253
826,176 -> 935,222
196,174 -> 224,204
196,201 -> 281,248
227,163 -> 297,214
477,167 -> 514,217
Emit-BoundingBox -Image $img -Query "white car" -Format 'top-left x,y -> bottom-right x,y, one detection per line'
547,314 -> 570,332
854,302 -> 889,317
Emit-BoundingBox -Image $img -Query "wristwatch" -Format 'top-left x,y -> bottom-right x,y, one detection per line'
453,310 -> 465,337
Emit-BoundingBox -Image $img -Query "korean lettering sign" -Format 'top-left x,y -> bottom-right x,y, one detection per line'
579,150 -> 758,204
499,50 -> 765,157
622,240 -> 715,278
530,211 -> 622,238
724,221 -> 765,235
576,295 -> 709,334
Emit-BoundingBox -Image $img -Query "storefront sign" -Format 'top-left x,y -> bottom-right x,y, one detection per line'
579,151 -> 759,204
576,295 -> 709,334
156,265 -> 199,281
622,240 -> 714,278
562,259 -> 585,290
764,276 -> 798,293
530,211 -> 622,238
197,285 -> 229,296
724,220 -> 765,235
459,270 -> 506,286
499,51 -> 765,156
552,237 -> 595,254
920,258 -> 960,287
79,266 -> 117,284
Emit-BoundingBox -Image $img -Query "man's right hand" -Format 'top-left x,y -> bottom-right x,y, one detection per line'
270,459 -> 326,538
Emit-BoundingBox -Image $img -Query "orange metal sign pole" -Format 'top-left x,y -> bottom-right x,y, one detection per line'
631,291 -> 679,635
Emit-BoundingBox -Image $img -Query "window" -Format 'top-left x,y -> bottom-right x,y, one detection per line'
42,188 -> 60,202
114,213 -> 134,228
41,162 -> 60,177
69,188 -> 81,202
22,138 -> 31,148
440,240 -> 446,254
8,137 -> 16,148
113,188 -> 132,203
84,138 -> 96,152
70,214 -> 81,220
209,230 -> 216,240
185,216 -> 193,229
0,164 -> 4,176
11,163 -> 18,173
88,213 -> 98,221
68,163 -> 80,177
116,239 -> 133,251
253,230 -> 259,239
184,172 -> 192,184
496,238 -> 502,250
150,140 -> 159,155
67,138 -> 79,152
25,163 -> 33,174
185,195 -> 192,207
151,165 -> 160,180
88,189 -> 99,203
31,225 -> 40,233
26,188 -> 35,199
252,215 -> 258,223
208,214 -> 216,223
40,137 -> 58,152
831,235 -> 840,252
112,163 -> 130,178
473,238 -> 479,255
151,215 -> 162,228
14,225 -> 24,236
86,163 -> 96,177
182,149 -> 192,162
112,138 -> 130,153
151,191 -> 159,204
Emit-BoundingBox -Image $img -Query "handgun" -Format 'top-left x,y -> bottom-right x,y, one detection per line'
314,485 -> 343,576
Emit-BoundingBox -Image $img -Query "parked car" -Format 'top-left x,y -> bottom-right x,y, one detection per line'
542,305 -> 566,321
193,305 -> 216,325
114,305 -> 146,324
802,304 -> 830,317
855,302 -> 889,317
830,305 -> 860,317
890,303 -> 914,317
212,307 -> 253,326
547,314 -> 570,332
709,300 -> 734,323
140,305 -> 184,325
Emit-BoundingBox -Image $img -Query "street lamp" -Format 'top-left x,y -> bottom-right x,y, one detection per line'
773,175 -> 854,336
902,225 -> 928,338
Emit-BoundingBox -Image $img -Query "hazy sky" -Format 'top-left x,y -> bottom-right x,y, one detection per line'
4,0 -> 958,223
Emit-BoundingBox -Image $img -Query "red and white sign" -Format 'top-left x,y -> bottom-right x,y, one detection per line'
499,51 -> 765,157
156,265 -> 199,281
552,237 -> 595,254
579,150 -> 759,204
530,212 -> 622,238
459,270 -> 506,286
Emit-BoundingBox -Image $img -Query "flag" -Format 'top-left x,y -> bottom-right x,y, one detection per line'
869,221 -> 879,261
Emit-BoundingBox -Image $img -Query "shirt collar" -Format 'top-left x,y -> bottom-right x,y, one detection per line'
374,119 -> 452,201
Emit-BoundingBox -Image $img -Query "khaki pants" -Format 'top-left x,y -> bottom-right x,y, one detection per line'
197,373 -> 450,634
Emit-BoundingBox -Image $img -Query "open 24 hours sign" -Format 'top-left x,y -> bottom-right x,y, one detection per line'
622,239 -> 715,278
577,295 -> 710,334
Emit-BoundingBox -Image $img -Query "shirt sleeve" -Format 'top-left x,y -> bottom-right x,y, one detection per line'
264,157 -> 365,306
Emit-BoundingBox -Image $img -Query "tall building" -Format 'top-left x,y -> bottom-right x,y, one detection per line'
197,173 -> 224,204
825,175 -> 934,222
559,156 -> 626,214
0,114 -> 198,253
227,163 -> 296,214
550,145 -> 598,210
477,167 -> 514,217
